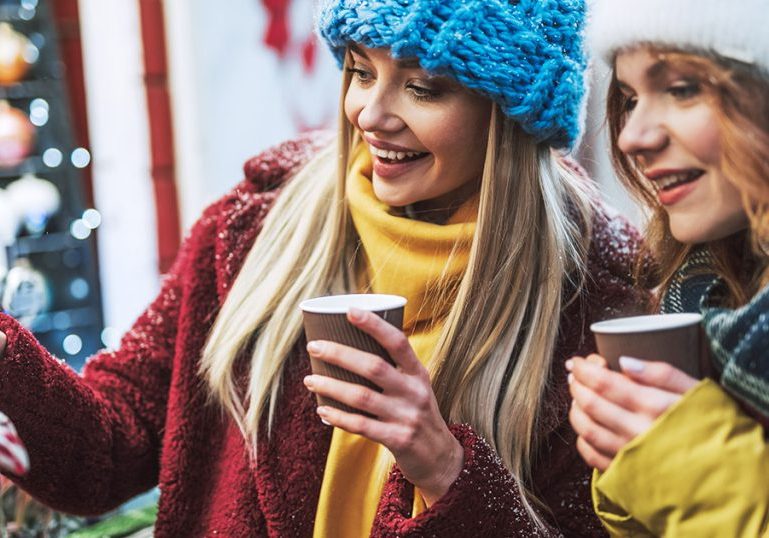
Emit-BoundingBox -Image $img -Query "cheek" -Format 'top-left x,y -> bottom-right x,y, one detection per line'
427,109 -> 489,168
683,108 -> 722,164
343,88 -> 362,127
668,180 -> 748,243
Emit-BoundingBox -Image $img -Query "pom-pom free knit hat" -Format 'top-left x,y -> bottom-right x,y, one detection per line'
317,0 -> 588,150
590,0 -> 769,77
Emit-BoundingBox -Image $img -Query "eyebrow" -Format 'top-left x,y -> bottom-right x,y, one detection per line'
616,59 -> 669,90
348,44 -> 422,70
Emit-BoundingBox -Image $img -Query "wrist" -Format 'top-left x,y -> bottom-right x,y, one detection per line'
419,436 -> 464,506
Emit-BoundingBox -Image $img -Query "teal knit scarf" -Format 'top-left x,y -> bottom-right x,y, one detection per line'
661,247 -> 769,422
701,281 -> 769,421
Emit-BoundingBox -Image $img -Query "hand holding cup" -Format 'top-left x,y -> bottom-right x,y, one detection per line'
300,294 -> 463,505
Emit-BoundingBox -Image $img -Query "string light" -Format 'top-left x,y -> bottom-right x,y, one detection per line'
70,219 -> 91,240
62,334 -> 83,356
82,208 -> 101,229
71,147 -> 91,168
101,327 -> 120,350
29,98 -> 49,127
43,148 -> 63,168
69,278 -> 89,300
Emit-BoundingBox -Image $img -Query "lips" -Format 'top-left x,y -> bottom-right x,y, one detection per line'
368,144 -> 428,164
643,168 -> 704,206
648,169 -> 704,192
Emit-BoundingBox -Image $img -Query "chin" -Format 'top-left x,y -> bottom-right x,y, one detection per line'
371,182 -> 415,208
670,222 -> 749,245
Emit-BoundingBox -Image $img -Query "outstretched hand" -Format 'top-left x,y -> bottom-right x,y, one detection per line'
567,354 -> 698,471
303,308 -> 463,506
0,332 -> 29,476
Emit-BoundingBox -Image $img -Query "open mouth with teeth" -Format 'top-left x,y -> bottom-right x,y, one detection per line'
369,144 -> 429,164
655,170 -> 704,191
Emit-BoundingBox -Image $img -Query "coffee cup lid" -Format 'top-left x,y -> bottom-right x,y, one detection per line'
299,294 -> 407,314
590,313 -> 703,334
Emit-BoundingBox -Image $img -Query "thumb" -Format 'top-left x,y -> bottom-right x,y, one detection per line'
619,356 -> 699,394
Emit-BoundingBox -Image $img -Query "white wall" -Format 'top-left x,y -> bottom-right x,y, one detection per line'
165,0 -> 340,230
78,0 -> 159,339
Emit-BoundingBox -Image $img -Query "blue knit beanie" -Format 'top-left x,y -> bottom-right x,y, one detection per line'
317,0 -> 588,150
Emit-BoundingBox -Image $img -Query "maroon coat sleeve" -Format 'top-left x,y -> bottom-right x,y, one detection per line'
0,217 -> 197,516
372,425 -> 548,537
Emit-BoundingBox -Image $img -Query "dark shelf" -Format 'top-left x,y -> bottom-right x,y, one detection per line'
8,231 -> 84,255
0,0 -> 104,373
0,5 -> 37,23
29,305 -> 100,334
0,78 -> 57,99
0,155 -> 46,178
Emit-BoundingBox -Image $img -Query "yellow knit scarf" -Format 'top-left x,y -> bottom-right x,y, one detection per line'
313,142 -> 477,537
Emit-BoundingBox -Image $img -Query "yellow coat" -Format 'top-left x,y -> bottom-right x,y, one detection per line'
592,379 -> 769,537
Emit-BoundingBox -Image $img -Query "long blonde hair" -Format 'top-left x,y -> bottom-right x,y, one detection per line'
200,57 -> 594,525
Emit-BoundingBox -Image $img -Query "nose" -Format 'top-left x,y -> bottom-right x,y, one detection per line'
617,104 -> 668,158
355,87 -> 405,134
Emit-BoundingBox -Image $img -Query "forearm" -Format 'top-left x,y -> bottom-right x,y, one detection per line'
0,315 -> 161,515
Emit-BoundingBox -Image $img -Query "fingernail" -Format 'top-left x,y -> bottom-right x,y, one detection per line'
348,307 -> 365,322
619,356 -> 645,373
303,375 -> 314,388
567,373 -> 574,385
317,407 -> 331,426
565,359 -> 574,371
307,341 -> 322,355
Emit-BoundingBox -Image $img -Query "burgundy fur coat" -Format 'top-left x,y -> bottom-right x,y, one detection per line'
0,133 -> 646,537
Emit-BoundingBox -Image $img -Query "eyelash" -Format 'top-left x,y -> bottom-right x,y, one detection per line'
345,67 -> 442,102
623,95 -> 638,113
622,81 -> 701,114
346,67 -> 373,85
407,84 -> 441,102
667,83 -> 700,100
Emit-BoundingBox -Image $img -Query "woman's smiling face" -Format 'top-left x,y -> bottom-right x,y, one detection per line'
615,47 -> 748,244
344,45 -> 492,211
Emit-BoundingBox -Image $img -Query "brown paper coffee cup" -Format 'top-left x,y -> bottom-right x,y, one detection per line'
300,294 -> 407,415
590,313 -> 711,379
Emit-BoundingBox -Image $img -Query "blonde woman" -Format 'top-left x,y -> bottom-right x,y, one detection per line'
568,0 -> 769,535
0,1 -> 644,536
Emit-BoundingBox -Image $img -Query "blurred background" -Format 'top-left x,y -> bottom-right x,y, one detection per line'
0,0 -> 636,386
0,0 -> 639,534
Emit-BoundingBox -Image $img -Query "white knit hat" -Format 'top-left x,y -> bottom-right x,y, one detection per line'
589,0 -> 769,75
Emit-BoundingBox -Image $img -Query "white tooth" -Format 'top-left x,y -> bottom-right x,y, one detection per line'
387,151 -> 397,160
396,152 -> 405,160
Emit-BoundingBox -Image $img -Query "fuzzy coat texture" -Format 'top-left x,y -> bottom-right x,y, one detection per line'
0,132 -> 646,537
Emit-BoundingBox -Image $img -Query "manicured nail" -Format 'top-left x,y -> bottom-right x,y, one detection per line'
307,341 -> 322,355
567,373 -> 574,385
619,356 -> 645,373
565,359 -> 574,371
348,307 -> 365,322
317,406 -> 331,426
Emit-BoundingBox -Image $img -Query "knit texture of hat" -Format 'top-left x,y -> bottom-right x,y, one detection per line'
590,0 -> 769,76
317,0 -> 588,150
